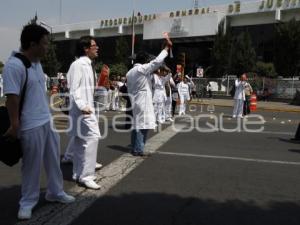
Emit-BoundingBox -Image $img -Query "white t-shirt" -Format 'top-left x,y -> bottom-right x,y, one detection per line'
3,52 -> 51,131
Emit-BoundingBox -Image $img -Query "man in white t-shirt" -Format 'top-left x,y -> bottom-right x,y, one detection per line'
3,24 -> 75,220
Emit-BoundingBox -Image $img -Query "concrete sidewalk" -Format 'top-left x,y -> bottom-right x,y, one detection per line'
192,98 -> 300,113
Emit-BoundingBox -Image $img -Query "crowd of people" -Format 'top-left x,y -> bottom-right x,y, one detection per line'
1,23 -> 198,220
0,22 -> 272,221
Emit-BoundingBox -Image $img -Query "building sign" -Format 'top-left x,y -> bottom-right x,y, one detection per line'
259,0 -> 300,10
228,1 -> 241,13
196,67 -> 204,78
169,8 -> 211,18
170,19 -> 188,36
143,13 -> 219,40
99,14 -> 157,28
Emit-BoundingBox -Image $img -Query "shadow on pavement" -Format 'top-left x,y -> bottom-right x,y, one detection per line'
70,193 -> 300,225
288,149 -> 300,154
0,185 -> 47,225
107,145 -> 131,153
278,138 -> 300,144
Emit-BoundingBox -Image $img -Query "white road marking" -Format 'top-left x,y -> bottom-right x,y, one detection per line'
16,124 -> 185,225
157,151 -> 300,166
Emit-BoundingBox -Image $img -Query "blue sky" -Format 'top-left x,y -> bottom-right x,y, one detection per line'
0,0 -> 257,62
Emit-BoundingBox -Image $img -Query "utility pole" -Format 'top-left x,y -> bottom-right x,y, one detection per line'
194,0 -> 199,9
59,0 -> 62,24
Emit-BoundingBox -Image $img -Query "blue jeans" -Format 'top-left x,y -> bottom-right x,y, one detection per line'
131,129 -> 149,153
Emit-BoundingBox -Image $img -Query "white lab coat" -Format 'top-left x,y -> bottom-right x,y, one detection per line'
126,49 -> 168,129
233,79 -> 246,117
67,56 -> 100,182
153,73 -> 171,123
177,81 -> 190,115
67,56 -> 100,138
234,79 -> 246,101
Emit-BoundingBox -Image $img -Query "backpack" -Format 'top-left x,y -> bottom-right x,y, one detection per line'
0,53 -> 30,166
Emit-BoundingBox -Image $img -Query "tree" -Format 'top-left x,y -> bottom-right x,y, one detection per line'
230,32 -> 256,76
274,18 -> 300,77
109,63 -> 128,78
115,36 -> 130,64
255,61 -> 277,78
0,61 -> 4,74
210,19 -> 232,77
41,42 -> 60,77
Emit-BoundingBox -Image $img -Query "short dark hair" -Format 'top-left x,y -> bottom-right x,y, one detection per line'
76,36 -> 95,57
21,24 -> 50,50
135,51 -> 150,64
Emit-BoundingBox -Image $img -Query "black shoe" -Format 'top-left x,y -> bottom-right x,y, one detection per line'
290,138 -> 300,141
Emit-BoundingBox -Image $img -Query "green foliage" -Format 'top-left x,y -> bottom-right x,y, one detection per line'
274,18 -> 300,77
41,41 -> 60,77
94,61 -> 104,74
230,32 -> 256,76
115,37 -> 130,64
0,61 -> 4,74
109,63 -> 128,78
255,61 -> 277,78
210,19 -> 232,77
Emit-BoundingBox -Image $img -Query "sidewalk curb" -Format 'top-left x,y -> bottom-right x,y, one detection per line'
190,101 -> 300,113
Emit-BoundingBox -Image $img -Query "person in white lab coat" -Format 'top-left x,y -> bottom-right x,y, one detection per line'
152,66 -> 171,124
177,77 -> 190,115
66,36 -> 101,189
232,73 -> 247,118
3,24 -> 75,220
126,40 -> 172,156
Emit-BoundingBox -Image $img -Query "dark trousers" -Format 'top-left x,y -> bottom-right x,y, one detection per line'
172,100 -> 177,117
243,96 -> 251,115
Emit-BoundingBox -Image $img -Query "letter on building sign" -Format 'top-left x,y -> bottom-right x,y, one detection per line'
235,1 -> 241,12
259,0 -> 265,9
267,0 -> 274,8
277,0 -> 283,7
228,4 -> 234,13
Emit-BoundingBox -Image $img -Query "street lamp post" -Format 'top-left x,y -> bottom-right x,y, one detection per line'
131,0 -> 136,65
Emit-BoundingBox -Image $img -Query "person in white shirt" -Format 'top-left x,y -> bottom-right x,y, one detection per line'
126,39 -> 172,156
232,73 -> 247,118
66,36 -> 101,190
0,74 -> 3,97
152,66 -> 171,124
177,77 -> 190,115
165,76 -> 175,121
3,24 -> 75,220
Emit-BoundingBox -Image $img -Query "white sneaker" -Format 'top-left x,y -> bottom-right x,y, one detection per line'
72,174 -> 78,181
73,174 -> 97,181
80,180 -> 101,190
45,192 -> 75,204
61,157 -> 72,164
95,162 -> 103,170
238,115 -> 244,119
232,115 -> 236,118
18,207 -> 32,220
168,118 -> 174,122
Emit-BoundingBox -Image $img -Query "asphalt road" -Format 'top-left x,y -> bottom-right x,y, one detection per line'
0,107 -> 299,225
